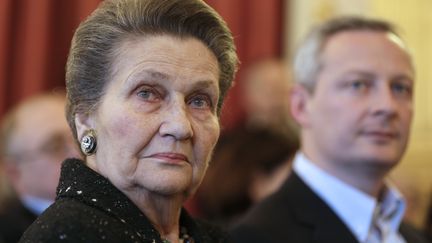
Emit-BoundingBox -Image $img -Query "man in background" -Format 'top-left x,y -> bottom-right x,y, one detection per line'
231,16 -> 428,243
239,58 -> 299,140
0,92 -> 79,242
240,59 -> 293,131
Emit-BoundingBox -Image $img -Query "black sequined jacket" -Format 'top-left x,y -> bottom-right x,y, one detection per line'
19,158 -> 228,243
0,197 -> 37,242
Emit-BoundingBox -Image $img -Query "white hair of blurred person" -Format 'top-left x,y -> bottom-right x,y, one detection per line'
0,92 -> 79,207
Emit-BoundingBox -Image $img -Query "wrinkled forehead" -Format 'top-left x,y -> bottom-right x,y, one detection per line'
109,33 -> 219,82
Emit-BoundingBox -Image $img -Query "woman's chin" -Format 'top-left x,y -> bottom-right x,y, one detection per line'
143,176 -> 195,197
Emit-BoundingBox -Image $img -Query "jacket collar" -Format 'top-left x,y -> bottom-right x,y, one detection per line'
282,172 -> 359,243
56,158 -> 203,243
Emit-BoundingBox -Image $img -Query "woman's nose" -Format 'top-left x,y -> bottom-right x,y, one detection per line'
159,100 -> 193,140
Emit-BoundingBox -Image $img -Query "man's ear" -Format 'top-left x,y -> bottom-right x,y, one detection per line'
290,84 -> 313,128
3,158 -> 21,186
74,112 -> 95,141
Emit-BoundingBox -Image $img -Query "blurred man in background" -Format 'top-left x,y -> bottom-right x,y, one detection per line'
240,58 -> 298,138
0,92 -> 79,242
231,16 -> 428,243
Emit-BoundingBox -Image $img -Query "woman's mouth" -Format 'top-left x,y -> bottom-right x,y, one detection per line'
149,152 -> 190,164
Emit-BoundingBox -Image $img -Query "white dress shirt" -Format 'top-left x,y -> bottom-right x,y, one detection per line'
293,152 -> 406,243
21,195 -> 53,215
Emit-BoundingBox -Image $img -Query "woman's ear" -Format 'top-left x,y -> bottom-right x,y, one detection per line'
74,112 -> 95,141
290,84 -> 312,128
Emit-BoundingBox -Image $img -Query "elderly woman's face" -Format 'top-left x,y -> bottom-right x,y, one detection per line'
85,35 -> 220,197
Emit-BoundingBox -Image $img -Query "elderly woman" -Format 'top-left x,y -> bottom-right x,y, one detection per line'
19,0 -> 238,242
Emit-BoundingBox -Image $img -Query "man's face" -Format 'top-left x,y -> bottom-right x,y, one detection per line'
243,60 -> 292,126
300,30 -> 414,174
9,97 -> 79,200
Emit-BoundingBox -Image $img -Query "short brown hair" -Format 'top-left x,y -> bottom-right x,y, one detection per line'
293,16 -> 405,91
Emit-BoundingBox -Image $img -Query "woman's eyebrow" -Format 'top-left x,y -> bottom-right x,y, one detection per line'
128,70 -> 217,86
191,80 -> 216,89
122,69 -> 171,90
129,69 -> 171,82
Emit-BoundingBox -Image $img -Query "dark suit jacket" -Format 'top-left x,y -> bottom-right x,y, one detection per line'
230,172 -> 429,243
20,158 -> 228,243
0,198 -> 37,243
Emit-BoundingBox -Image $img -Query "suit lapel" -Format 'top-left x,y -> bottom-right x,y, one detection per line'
283,172 -> 359,243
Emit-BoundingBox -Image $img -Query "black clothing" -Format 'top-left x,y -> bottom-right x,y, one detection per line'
0,198 -> 37,243
20,158 -> 228,243
230,172 -> 430,243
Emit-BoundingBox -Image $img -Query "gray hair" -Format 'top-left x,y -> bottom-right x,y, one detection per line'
293,16 -> 402,92
65,0 -> 238,142
0,92 -> 66,160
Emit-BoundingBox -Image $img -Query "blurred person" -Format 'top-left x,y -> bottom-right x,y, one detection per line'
426,191 -> 432,242
0,161 -> 13,205
0,92 -> 79,243
241,58 -> 292,128
20,0 -> 238,242
231,16 -> 429,243
194,128 -> 298,227
240,58 -> 298,138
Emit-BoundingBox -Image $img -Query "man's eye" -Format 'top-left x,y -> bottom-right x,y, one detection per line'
351,80 -> 369,90
392,82 -> 412,96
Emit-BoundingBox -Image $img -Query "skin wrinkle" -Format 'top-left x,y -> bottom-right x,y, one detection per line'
116,35 -> 220,86
123,70 -> 219,115
78,34 -> 220,238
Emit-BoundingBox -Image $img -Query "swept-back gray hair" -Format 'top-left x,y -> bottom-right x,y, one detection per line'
66,0 -> 238,142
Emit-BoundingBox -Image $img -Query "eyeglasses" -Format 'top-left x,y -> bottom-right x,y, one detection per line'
8,132 -> 77,163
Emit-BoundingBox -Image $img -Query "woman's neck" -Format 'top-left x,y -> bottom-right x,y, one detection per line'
125,189 -> 186,242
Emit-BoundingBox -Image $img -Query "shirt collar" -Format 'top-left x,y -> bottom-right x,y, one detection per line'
293,152 -> 406,242
378,181 -> 406,232
21,195 -> 53,215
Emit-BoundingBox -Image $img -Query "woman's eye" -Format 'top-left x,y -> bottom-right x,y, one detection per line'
189,95 -> 212,109
137,88 -> 160,102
